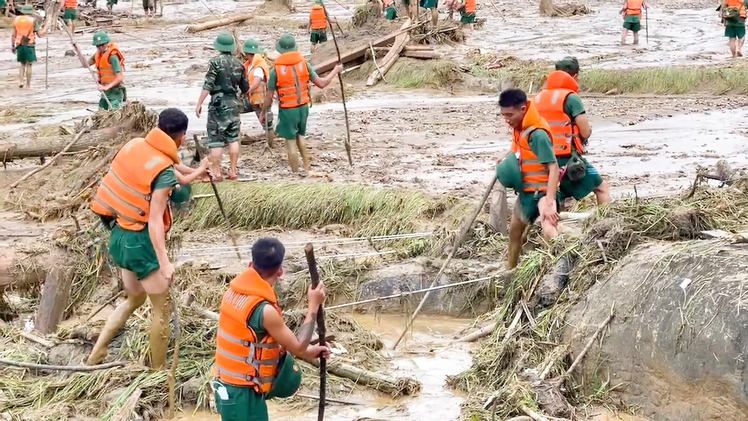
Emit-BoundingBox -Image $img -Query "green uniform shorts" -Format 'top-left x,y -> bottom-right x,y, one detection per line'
16,45 -> 36,64
99,86 -> 125,110
108,225 -> 160,280
558,157 -> 604,201
63,7 -> 77,20
213,379 -> 268,421
622,19 -> 641,32
310,29 -> 328,44
276,104 -> 309,140
207,98 -> 241,149
725,24 -> 746,39
459,7 -> 475,23
107,0 -> 118,5
514,191 -> 562,225
420,0 -> 437,7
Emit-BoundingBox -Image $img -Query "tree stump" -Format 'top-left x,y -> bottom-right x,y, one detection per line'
34,249 -> 74,334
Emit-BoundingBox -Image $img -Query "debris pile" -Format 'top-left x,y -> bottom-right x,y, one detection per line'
539,0 -> 592,17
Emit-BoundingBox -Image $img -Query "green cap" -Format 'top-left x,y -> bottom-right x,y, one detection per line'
92,31 -> 111,46
555,56 -> 580,75
496,152 -> 522,193
242,39 -> 264,55
213,32 -> 236,53
265,353 -> 302,400
169,183 -> 192,205
313,0 -> 325,4
275,34 -> 298,54
19,4 -> 34,14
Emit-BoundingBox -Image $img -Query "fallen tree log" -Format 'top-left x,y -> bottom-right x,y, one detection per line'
457,321 -> 497,342
366,18 -> 411,86
0,249 -> 53,293
400,50 -> 439,59
300,355 -> 421,396
186,12 -> 253,33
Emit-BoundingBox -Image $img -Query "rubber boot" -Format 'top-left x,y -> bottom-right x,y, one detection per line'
18,64 -> 25,88
86,293 -> 147,365
25,64 -> 32,89
286,140 -> 300,172
296,136 -> 311,171
147,291 -> 171,369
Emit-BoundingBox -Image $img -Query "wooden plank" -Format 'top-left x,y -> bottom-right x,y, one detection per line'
401,50 -> 439,59
313,20 -> 425,75
34,258 -> 73,335
185,12 -> 254,33
366,19 -> 411,87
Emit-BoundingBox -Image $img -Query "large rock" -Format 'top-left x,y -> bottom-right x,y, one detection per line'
564,241 -> 748,421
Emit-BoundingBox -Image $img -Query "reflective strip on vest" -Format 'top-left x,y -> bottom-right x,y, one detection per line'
277,62 -> 310,108
249,65 -> 267,106
516,126 -> 550,193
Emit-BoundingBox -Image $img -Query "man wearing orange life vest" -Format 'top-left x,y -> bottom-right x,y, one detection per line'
242,39 -> 275,145
620,0 -> 647,45
260,34 -> 343,173
723,0 -> 748,57
213,238 -> 330,421
12,5 -> 46,89
309,0 -> 334,53
86,108 -> 210,368
499,88 -> 560,270
88,32 -> 125,110
457,0 -> 476,28
383,0 -> 397,19
61,0 -> 78,33
535,57 -> 610,207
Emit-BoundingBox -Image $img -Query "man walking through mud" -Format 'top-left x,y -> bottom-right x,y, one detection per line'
722,0 -> 748,57
308,0 -> 332,53
260,34 -> 342,173
496,88 -> 560,269
620,0 -> 646,45
212,237 -> 330,421
87,108 -> 210,368
242,39 -> 274,145
196,33 -> 249,181
535,57 -> 610,207
89,32 -> 126,110
11,5 -> 46,89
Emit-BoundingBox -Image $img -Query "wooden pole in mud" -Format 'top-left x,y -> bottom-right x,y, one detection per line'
392,176 -> 499,349
304,243 -> 327,421
45,36 -> 49,90
323,5 -> 353,166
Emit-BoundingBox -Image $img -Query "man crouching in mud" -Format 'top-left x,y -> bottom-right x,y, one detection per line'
87,108 -> 209,368
498,88 -> 560,269
212,238 -> 330,421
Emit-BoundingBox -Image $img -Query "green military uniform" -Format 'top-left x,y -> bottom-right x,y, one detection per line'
724,0 -> 748,38
15,6 -> 39,65
63,7 -> 78,20
622,13 -> 641,32
107,0 -> 118,6
459,6 -> 475,23
107,168 -> 177,280
204,33 -> 249,150
310,29 -> 328,44
385,2 -> 397,19
267,35 -> 318,140
553,57 -> 604,201
92,32 -> 125,111
513,130 -> 560,225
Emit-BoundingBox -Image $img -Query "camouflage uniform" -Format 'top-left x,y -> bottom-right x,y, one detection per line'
203,52 -> 249,149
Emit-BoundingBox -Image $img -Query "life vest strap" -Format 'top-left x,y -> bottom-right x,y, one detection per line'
216,366 -> 276,384
93,196 -> 145,226
100,182 -> 147,217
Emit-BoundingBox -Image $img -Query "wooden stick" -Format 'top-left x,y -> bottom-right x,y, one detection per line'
111,388 -> 141,421
0,358 -> 125,371
485,0 -> 506,22
304,243 -> 327,421
86,290 -> 124,321
323,5 -> 352,166
456,321 -> 497,342
9,128 -> 89,190
297,393 -> 361,405
45,36 -> 49,89
167,289 -> 181,419
520,405 -> 550,421
61,24 -> 112,109
368,42 -> 388,83
20,331 -> 55,347
392,176 -> 498,349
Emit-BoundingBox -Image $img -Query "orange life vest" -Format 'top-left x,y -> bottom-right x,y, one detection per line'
95,43 -> 125,85
89,128 -> 178,232
274,51 -> 311,109
625,0 -> 643,17
510,101 -> 555,193
13,16 -> 35,45
534,70 -> 584,157
64,0 -> 77,8
244,54 -> 270,106
310,5 -> 328,30
726,0 -> 747,17
464,0 -> 475,13
214,267 -> 284,393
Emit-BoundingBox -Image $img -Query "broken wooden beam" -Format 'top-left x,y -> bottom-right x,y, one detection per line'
300,355 -> 421,396
400,50 -> 440,59
35,253 -> 74,335
185,12 -> 253,33
366,18 -> 411,86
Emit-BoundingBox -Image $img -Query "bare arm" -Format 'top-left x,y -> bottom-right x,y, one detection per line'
197,89 -> 210,109
574,113 -> 592,142
175,163 -> 197,175
147,188 -> 171,268
249,75 -> 263,94
311,72 -> 338,89
262,306 -> 317,358
545,162 -> 560,201
103,72 -> 124,90
11,29 -> 16,48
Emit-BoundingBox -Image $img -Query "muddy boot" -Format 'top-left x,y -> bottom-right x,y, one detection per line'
285,139 -> 300,172
18,64 -> 25,88
86,293 -> 147,365
25,64 -> 32,89
296,136 -> 311,171
147,291 -> 171,369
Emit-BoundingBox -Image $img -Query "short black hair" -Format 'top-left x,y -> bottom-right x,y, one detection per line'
251,238 -> 285,278
158,108 -> 189,139
498,88 -> 527,108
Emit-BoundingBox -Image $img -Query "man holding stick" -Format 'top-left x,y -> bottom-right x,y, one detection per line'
212,238 -> 330,421
89,32 -> 126,110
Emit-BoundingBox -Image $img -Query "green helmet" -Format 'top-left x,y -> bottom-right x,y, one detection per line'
275,34 -> 298,54
213,32 -> 236,53
19,4 -> 35,14
242,39 -> 264,55
265,353 -> 302,400
92,31 -> 111,46
496,152 -> 522,193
